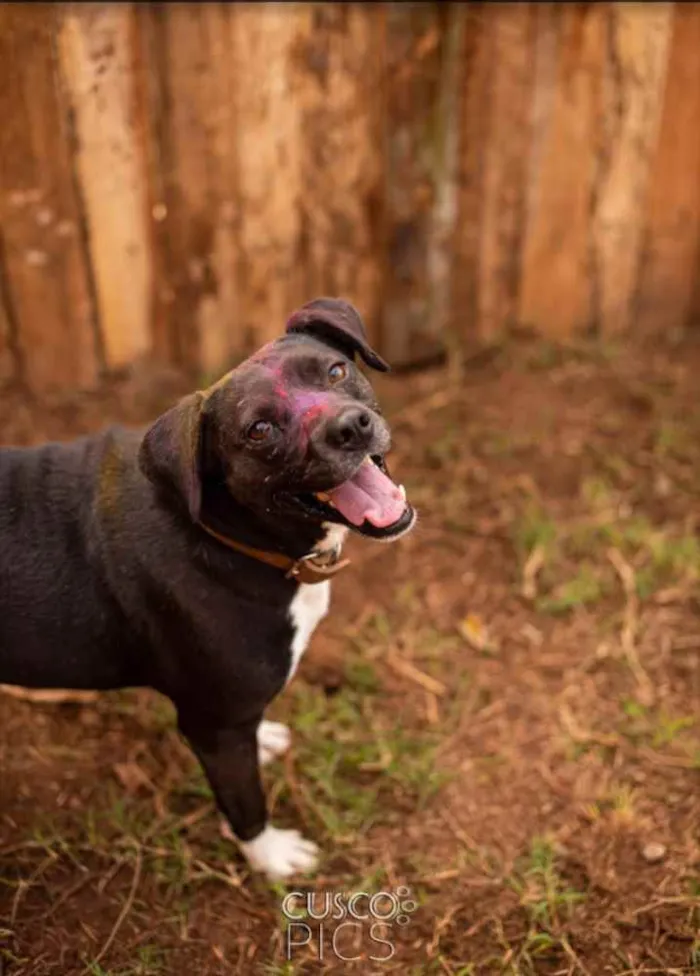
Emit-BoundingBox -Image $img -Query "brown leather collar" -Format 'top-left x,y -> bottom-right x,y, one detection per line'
198,521 -> 350,585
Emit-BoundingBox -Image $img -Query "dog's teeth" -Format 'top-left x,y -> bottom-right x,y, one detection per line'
399,484 -> 406,500
363,456 -> 372,466
316,492 -> 330,502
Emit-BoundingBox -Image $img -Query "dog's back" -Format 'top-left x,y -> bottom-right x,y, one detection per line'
0,435 -> 136,689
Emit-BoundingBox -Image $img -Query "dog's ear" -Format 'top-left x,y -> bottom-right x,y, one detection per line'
138,392 -> 206,521
286,297 -> 390,372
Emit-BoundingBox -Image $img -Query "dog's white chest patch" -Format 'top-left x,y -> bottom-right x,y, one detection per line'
287,581 -> 330,683
285,523 -> 346,684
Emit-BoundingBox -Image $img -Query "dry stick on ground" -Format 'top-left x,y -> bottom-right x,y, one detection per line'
561,934 -> 594,976
385,651 -> 447,697
521,544 -> 545,601
427,903 -> 461,957
86,846 -> 142,974
424,689 -> 440,724
607,548 -> 654,705
10,851 -> 58,926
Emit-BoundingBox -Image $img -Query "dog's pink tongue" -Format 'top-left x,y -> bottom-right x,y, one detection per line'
328,462 -> 406,528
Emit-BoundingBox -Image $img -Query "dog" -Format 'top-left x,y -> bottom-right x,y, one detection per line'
0,298 -> 415,879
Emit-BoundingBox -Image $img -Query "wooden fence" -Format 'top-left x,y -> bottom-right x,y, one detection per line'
0,2 -> 697,396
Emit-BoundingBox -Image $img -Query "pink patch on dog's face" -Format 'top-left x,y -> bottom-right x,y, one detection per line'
291,391 -> 330,421
256,355 -> 336,446
288,391 -> 333,449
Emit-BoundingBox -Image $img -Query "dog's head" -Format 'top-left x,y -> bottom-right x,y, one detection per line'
139,298 -> 416,541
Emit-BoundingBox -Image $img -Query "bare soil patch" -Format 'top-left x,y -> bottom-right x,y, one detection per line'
1,336 -> 698,974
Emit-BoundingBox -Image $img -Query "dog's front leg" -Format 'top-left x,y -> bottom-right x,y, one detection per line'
178,712 -> 318,880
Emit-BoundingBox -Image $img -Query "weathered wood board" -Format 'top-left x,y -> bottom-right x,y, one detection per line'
0,4 -> 100,394
0,2 -> 696,397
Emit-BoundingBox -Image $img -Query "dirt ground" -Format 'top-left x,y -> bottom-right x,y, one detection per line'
0,335 -> 698,975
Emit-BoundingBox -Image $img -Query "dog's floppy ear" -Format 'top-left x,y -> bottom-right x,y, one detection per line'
138,392 -> 206,521
286,297 -> 390,372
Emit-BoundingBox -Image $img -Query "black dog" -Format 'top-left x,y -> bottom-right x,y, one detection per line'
0,299 -> 415,879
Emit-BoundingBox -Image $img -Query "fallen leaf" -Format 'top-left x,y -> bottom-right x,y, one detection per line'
458,613 -> 496,653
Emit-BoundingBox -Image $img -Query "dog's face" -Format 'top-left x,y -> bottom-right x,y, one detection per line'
140,299 -> 416,541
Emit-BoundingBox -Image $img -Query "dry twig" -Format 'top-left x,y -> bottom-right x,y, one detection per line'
87,847 -> 142,973
607,548 -> 654,704
521,544 -> 545,600
385,651 -> 447,696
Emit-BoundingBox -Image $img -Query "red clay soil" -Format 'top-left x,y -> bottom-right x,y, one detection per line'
1,335 -> 698,975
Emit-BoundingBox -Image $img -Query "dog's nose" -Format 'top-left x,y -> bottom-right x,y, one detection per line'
325,407 -> 374,451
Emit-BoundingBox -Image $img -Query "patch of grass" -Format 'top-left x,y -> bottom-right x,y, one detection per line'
141,694 -> 178,732
648,531 -> 700,577
145,831 -> 194,897
509,836 -> 586,931
85,944 -> 169,975
654,420 -> 694,461
652,712 -> 696,748
283,684 -> 448,841
503,837 -> 586,972
394,580 -> 421,610
423,427 -> 464,466
630,530 -> 700,598
478,428 -> 533,458
512,502 -> 558,561
609,782 -> 638,825
580,475 -> 617,511
172,764 -> 214,801
343,657 -> 381,694
263,964 -> 297,976
537,564 -> 605,615
597,451 -> 636,485
538,494 -> 698,602
351,610 -> 393,649
690,938 -> 700,973
620,700 -> 697,756
101,790 -> 159,840
621,698 -> 647,721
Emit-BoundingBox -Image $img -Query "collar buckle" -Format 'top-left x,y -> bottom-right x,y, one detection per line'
286,549 -> 351,584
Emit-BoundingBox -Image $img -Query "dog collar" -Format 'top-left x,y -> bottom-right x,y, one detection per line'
197,521 -> 351,585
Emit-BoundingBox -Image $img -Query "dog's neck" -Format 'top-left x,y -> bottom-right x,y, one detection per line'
200,480 -> 345,561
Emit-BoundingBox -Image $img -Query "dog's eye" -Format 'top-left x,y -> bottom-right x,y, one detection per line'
328,362 -> 348,383
247,419 -> 274,442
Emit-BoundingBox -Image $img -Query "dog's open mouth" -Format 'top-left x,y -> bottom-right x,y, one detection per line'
295,456 -> 414,539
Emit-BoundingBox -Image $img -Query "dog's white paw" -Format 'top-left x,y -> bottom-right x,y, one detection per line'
257,720 -> 291,766
240,825 -> 319,880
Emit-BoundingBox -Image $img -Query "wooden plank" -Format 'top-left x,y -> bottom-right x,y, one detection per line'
427,2 -> 466,357
452,4 -> 491,343
0,4 -> 100,394
136,3 -> 241,378
476,3 -> 537,340
454,3 -> 537,344
58,3 -> 152,372
198,5 -> 241,374
230,4 -> 309,350
519,4 -> 606,338
519,3 -> 671,339
0,241 -> 21,388
636,5 -> 700,339
294,4 -> 386,349
592,2 -> 672,336
382,3 -> 447,367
